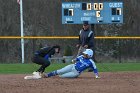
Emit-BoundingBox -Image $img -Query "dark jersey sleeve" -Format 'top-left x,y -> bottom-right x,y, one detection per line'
35,47 -> 53,57
78,30 -> 82,45
85,31 -> 94,47
47,49 -> 55,58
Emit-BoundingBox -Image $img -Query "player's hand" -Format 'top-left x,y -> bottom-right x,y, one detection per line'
71,59 -> 76,63
76,44 -> 80,48
84,45 -> 88,48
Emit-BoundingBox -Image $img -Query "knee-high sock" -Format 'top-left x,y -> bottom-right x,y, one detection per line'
47,71 -> 58,77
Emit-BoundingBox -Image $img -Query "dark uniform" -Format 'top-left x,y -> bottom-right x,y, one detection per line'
77,28 -> 94,55
32,45 -> 60,73
77,22 -> 94,57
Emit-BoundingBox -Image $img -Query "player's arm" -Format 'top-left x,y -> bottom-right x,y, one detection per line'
72,55 -> 82,63
90,59 -> 100,79
84,31 -> 93,48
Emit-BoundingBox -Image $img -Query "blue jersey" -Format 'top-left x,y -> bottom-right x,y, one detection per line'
74,55 -> 97,73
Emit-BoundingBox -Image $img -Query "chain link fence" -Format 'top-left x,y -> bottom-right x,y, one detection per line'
0,0 -> 140,63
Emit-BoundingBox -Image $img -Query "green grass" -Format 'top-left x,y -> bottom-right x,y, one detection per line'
0,63 -> 140,74
97,63 -> 140,72
0,63 -> 69,74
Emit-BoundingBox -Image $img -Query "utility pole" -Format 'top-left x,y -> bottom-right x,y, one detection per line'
18,0 -> 24,63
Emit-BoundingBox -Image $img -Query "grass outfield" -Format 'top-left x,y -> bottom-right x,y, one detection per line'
0,63 -> 140,74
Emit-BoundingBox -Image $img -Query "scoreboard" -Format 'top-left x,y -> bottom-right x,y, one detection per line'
62,2 -> 123,24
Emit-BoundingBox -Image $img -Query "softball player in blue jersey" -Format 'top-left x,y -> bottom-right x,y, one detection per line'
43,49 -> 100,78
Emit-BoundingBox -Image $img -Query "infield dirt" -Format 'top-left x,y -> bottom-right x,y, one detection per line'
0,72 -> 140,93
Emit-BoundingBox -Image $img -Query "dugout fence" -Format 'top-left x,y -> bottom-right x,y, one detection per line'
0,37 -> 140,63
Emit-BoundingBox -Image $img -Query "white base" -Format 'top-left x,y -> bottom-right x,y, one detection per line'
24,75 -> 41,80
24,75 -> 38,80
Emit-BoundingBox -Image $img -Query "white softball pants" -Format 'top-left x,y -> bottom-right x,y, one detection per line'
57,64 -> 80,78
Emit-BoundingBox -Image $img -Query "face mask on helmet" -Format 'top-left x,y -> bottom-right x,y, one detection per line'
83,49 -> 93,58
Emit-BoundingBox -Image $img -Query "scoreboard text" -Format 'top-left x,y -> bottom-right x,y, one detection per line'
62,2 -> 123,24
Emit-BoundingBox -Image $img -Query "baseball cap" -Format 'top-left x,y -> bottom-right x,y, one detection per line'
83,21 -> 89,26
53,45 -> 60,49
53,45 -> 60,53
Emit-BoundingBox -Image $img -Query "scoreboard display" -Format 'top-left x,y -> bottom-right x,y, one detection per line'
62,2 -> 123,24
